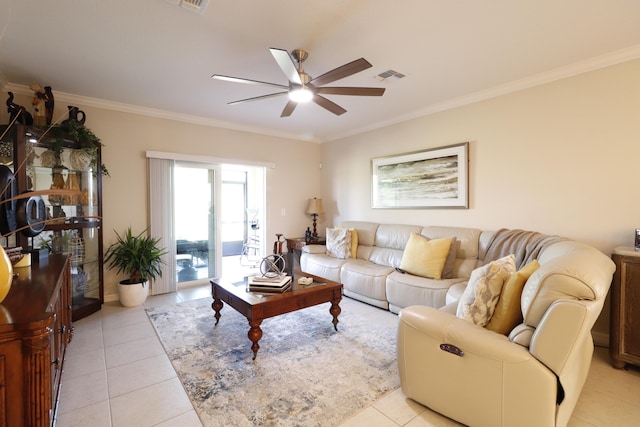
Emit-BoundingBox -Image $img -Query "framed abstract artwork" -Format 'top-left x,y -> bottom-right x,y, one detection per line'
371,142 -> 469,209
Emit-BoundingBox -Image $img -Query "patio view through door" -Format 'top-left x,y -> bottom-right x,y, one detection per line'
174,163 -> 265,287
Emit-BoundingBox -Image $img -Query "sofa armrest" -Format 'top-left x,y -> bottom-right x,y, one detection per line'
302,244 -> 326,254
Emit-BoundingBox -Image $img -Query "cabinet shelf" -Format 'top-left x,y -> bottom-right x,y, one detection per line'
44,221 -> 101,231
1,123 -> 104,322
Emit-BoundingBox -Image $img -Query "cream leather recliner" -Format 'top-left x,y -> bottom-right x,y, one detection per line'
397,240 -> 615,427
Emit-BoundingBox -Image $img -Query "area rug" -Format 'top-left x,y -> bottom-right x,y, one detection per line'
146,297 -> 399,426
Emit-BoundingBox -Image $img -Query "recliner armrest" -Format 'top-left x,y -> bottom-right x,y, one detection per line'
399,305 -> 533,362
398,305 -> 558,427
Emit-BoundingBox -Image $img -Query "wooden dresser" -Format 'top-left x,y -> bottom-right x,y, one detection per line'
0,254 -> 72,426
610,246 -> 640,369
285,237 -> 326,271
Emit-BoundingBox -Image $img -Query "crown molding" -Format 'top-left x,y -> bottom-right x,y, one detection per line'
3,83 -> 321,143
326,44 -> 640,142
5,43 -> 640,144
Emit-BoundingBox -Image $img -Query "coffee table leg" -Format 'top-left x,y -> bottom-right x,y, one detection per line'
330,300 -> 341,331
248,319 -> 263,360
212,298 -> 223,325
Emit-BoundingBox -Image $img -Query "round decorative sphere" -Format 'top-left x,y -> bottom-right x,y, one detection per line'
259,255 -> 286,278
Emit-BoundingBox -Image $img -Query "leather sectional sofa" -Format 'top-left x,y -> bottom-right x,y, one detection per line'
300,220 -> 616,427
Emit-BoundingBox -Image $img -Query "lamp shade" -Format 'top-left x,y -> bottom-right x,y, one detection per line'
306,198 -> 324,215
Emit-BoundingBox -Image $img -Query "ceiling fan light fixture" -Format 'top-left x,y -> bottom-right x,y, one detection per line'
288,87 -> 313,103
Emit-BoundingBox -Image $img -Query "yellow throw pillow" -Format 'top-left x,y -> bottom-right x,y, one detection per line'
399,233 -> 452,280
486,260 -> 540,335
349,229 -> 358,258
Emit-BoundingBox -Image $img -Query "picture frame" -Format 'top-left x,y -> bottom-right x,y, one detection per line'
371,142 -> 469,209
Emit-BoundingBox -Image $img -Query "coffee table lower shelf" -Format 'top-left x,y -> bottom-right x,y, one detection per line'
210,271 -> 343,359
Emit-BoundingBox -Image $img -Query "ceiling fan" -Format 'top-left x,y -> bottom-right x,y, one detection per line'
211,48 -> 385,117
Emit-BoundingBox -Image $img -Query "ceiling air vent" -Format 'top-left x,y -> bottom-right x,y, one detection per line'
375,69 -> 406,82
166,0 -> 209,15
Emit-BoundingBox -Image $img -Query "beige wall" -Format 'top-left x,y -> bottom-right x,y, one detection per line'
322,59 -> 640,253
4,58 -> 637,337
1,93 -> 322,299
321,58 -> 640,339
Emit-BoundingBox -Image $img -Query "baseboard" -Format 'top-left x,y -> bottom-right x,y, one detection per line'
593,330 -> 609,348
104,293 -> 119,303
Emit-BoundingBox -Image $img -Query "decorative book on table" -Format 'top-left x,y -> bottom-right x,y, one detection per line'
248,275 -> 292,293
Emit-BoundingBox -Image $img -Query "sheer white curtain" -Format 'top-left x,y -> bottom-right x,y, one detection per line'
148,158 -> 177,295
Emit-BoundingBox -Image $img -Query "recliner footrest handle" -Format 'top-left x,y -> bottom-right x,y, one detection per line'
440,343 -> 464,357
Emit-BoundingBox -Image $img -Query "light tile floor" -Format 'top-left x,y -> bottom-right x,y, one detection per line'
57,283 -> 640,427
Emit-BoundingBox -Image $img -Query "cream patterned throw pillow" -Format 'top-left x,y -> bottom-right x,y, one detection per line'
456,254 -> 516,326
334,227 -> 358,258
326,227 -> 352,259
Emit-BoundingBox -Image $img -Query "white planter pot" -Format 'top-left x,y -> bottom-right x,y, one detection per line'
118,280 -> 149,307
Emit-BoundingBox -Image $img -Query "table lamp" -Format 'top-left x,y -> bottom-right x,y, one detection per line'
306,197 -> 324,240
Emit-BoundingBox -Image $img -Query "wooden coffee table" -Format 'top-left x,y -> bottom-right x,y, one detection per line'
211,270 -> 343,359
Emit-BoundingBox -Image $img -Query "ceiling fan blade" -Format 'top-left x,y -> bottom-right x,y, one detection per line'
316,87 -> 385,96
313,95 -> 347,116
212,74 -> 288,89
281,100 -> 297,117
227,92 -> 287,105
270,48 -> 302,85
310,58 -> 372,87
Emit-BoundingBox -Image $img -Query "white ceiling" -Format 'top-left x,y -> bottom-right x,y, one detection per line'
1,0 -> 640,142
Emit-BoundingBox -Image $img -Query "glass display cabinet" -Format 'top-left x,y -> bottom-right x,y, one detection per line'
0,123 -> 103,320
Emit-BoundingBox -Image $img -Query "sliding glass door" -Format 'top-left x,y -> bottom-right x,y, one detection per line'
173,162 -> 266,286
174,163 -> 219,284
221,171 -> 247,257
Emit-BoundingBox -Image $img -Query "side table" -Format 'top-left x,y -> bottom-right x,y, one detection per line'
286,237 -> 326,270
610,246 -> 640,369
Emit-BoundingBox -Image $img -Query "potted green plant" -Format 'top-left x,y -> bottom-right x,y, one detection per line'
104,227 -> 167,307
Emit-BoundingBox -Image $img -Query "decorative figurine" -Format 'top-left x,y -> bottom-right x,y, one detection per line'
273,233 -> 286,254
5,92 -> 33,125
62,105 -> 86,125
30,84 -> 48,127
44,86 -> 54,125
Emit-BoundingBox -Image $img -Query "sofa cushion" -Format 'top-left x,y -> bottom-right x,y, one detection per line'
422,226 -> 482,279
386,271 -> 467,313
422,226 -> 482,260
299,252 -> 347,283
326,227 -> 352,259
399,233 -> 452,280
341,259 -> 393,303
375,224 -> 423,251
340,221 -> 379,247
456,254 -> 516,326
486,259 -> 540,335
445,281 -> 467,305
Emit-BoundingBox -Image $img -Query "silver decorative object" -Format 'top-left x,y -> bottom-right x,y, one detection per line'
259,254 -> 286,278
